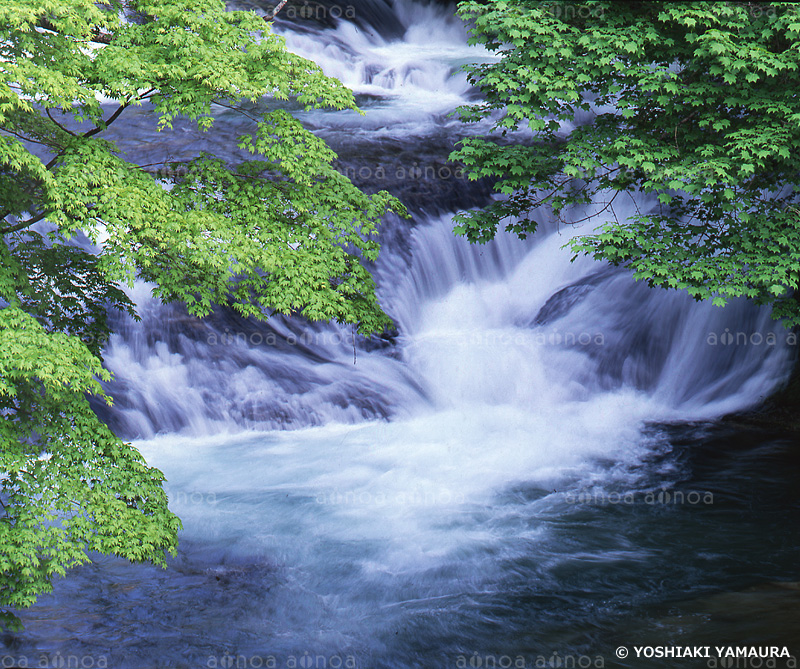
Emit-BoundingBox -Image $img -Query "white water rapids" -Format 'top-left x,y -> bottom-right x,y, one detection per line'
97,0 -> 792,572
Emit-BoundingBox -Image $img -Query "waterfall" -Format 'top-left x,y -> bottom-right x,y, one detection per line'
95,0 -> 793,437
93,0 -> 793,439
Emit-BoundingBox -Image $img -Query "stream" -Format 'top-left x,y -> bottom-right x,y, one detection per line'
3,2 -> 800,668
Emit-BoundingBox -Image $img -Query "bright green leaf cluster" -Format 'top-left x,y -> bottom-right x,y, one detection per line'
451,1 -> 800,323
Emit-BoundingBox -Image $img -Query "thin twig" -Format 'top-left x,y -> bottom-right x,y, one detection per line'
212,99 -> 261,124
564,189 -> 622,226
626,189 -> 643,218
0,128 -> 53,147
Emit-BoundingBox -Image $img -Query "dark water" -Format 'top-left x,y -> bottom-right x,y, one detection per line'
4,423 -> 799,669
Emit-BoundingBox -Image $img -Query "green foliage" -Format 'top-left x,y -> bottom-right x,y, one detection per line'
10,232 -> 138,356
0,0 -> 405,628
451,0 -> 800,322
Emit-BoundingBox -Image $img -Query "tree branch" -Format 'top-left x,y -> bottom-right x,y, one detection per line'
0,210 -> 49,236
81,88 -> 154,140
35,17 -> 113,44
265,0 -> 289,20
83,101 -> 129,138
46,107 -> 77,137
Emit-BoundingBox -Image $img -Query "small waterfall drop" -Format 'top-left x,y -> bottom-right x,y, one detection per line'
99,194 -> 792,437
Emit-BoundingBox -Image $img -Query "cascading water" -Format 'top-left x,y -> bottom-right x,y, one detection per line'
6,2 -> 800,668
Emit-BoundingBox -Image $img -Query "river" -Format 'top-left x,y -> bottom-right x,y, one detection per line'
4,2 -> 800,668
